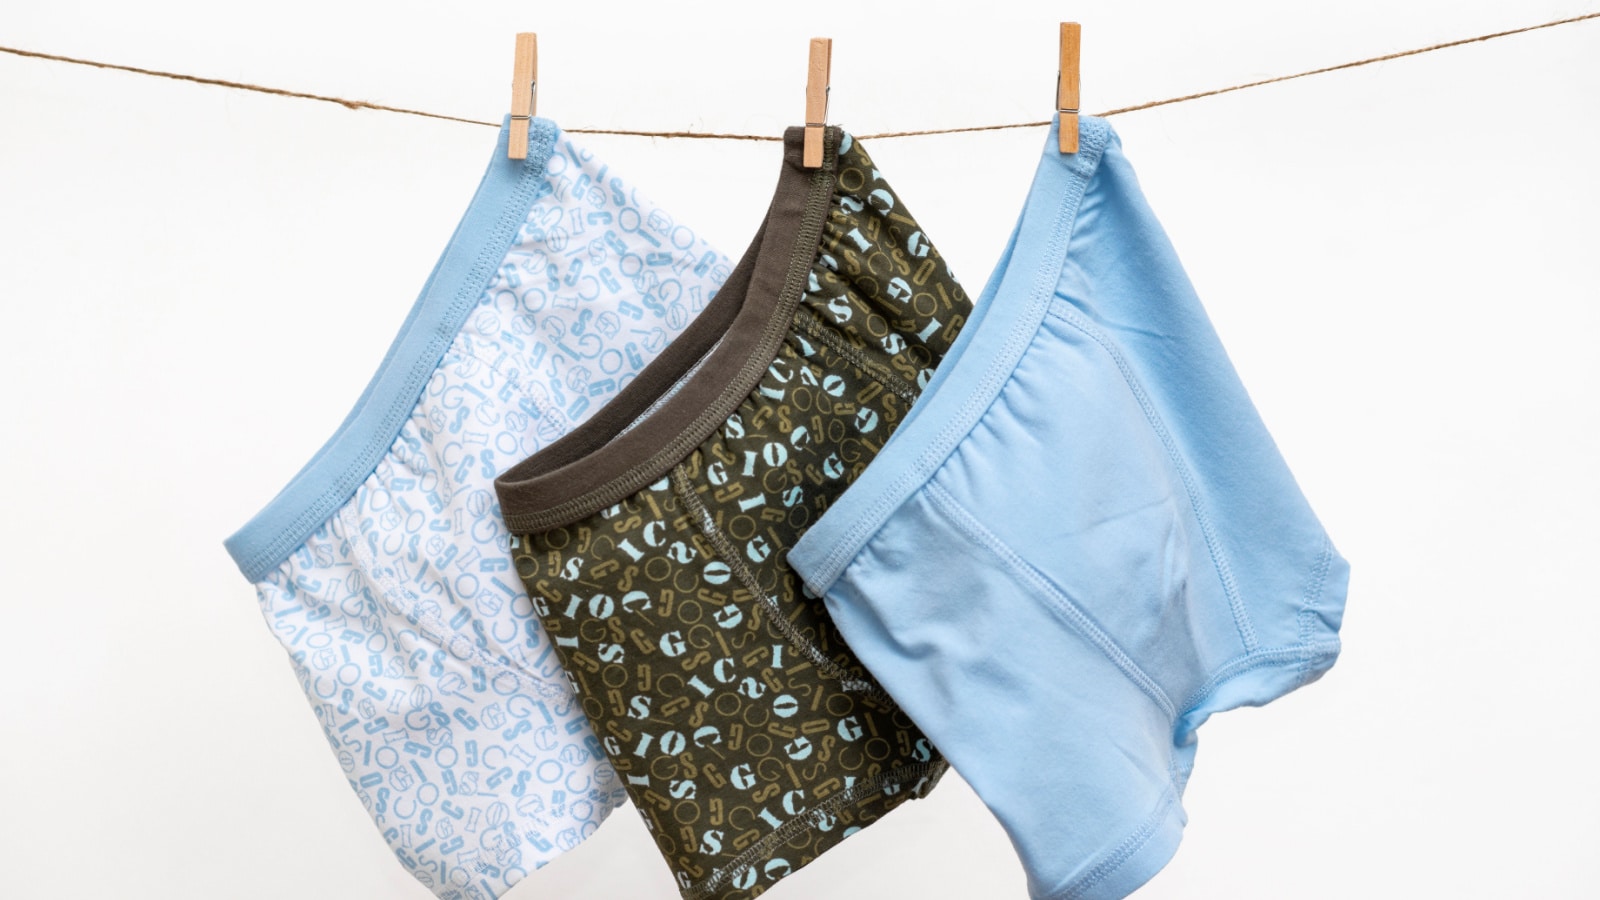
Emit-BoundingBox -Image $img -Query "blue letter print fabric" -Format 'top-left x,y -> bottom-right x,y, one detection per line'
225,117 -> 730,899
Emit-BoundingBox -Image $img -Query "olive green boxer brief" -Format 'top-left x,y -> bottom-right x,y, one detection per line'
494,126 -> 969,899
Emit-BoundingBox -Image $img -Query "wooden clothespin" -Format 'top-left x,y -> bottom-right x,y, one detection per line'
804,38 -> 832,168
1058,22 -> 1081,154
508,32 -> 538,160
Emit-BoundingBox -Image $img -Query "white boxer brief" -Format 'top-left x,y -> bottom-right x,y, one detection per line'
225,117 -> 730,899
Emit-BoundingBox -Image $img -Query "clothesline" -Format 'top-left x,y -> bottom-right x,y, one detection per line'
2,10 -> 1596,140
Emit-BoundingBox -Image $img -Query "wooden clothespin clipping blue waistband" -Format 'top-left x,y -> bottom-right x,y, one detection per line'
1058,22 -> 1081,154
509,32 -> 538,160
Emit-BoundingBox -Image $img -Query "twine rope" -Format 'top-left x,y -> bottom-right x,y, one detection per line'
2,10 -> 1595,140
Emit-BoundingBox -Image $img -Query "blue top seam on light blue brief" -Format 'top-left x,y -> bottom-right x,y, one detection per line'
1042,301 -> 1259,652
223,117 -> 560,582
795,116 -> 1113,592
924,479 -> 1177,720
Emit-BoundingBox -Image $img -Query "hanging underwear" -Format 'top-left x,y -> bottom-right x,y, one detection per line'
790,115 -> 1350,900
225,117 -> 730,900
494,126 -> 969,899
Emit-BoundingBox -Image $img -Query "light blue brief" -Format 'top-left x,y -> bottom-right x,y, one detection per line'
788,116 -> 1349,900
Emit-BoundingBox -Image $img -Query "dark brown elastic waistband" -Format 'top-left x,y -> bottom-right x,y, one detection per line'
495,126 -> 840,532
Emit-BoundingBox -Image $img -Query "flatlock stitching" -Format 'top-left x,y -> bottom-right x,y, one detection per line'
682,760 -> 946,900
505,131 -> 840,533
791,307 -> 921,405
1176,640 -> 1342,718
669,465 -> 889,700
1042,786 -> 1180,900
1043,302 -> 1259,652
923,479 -> 1176,721
803,121 -> 1109,589
338,505 -> 570,699
238,122 -> 559,581
1297,535 -> 1335,686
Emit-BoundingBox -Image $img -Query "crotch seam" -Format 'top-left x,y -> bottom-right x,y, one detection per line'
923,479 -> 1176,721
1044,301 -> 1258,652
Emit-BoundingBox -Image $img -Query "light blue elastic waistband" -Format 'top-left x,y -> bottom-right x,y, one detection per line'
224,116 -> 559,582
789,115 -> 1112,591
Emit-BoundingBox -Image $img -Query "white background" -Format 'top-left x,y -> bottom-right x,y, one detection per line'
2,2 -> 1598,897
